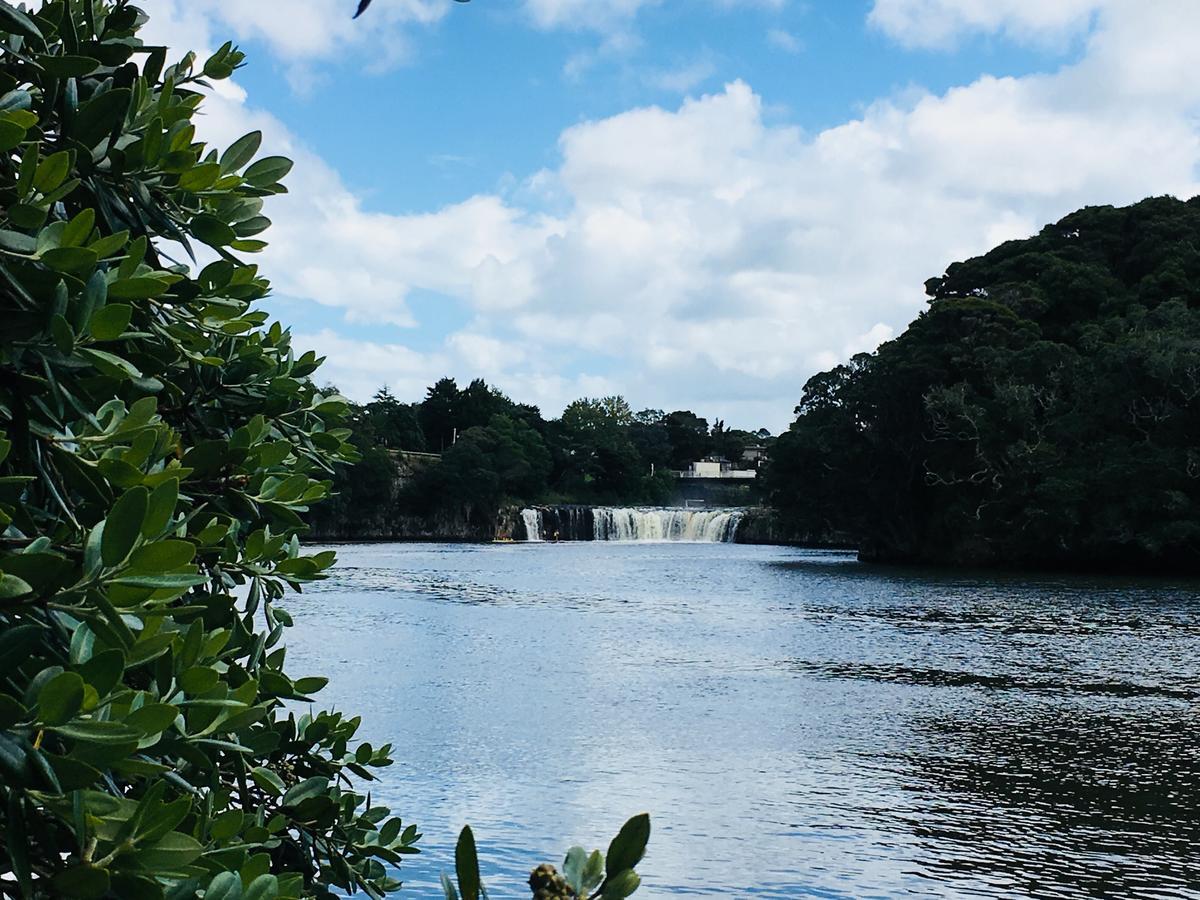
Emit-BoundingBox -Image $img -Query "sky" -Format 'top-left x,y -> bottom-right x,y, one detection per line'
142,0 -> 1200,432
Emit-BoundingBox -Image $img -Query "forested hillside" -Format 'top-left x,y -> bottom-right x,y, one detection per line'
767,197 -> 1200,570
310,378 -> 772,536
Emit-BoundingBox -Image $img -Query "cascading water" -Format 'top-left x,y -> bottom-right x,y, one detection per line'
520,508 -> 543,542
517,506 -> 743,543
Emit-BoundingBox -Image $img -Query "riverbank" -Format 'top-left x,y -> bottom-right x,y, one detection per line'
310,504 -> 853,548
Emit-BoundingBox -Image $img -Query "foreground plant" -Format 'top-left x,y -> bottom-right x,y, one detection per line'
440,815 -> 649,900
0,1 -> 647,897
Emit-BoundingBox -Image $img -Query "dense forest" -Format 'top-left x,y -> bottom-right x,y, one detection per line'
767,197 -> 1200,570
310,378 -> 772,536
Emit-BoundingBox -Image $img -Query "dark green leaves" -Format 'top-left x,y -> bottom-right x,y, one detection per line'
71,88 -> 131,149
190,213 -> 236,247
282,776 -> 328,807
52,864 -> 110,899
221,131 -> 262,174
0,1 -> 44,41
51,719 -> 141,744
455,826 -> 482,900
128,539 -> 195,572
606,814 -> 651,879
88,303 -> 132,341
251,766 -> 285,797
101,486 -> 148,566
205,872 -> 243,900
37,671 -> 85,725
244,156 -> 293,188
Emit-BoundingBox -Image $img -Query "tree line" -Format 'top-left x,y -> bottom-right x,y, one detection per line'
766,197 -> 1200,570
313,378 -> 773,533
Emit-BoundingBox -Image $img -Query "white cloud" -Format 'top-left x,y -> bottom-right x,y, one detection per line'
144,0 -> 455,90
766,27 -> 803,53
148,0 -> 1200,430
645,58 -> 718,93
868,0 -> 1104,48
523,0 -> 660,32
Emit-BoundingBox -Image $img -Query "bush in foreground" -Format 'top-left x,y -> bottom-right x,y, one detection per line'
0,2 -> 648,897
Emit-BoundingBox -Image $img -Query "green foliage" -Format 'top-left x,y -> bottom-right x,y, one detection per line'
440,815 -> 650,900
767,197 -> 1200,569
0,3 -> 417,896
319,379 -> 769,535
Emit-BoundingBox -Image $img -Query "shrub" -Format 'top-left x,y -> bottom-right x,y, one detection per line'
0,2 -> 648,898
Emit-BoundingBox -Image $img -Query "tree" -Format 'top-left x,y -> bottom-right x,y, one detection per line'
663,411 -> 710,469
345,387 -> 425,452
0,3 -> 649,898
768,197 -> 1200,569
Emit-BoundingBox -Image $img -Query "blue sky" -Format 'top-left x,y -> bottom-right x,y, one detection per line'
147,0 -> 1199,430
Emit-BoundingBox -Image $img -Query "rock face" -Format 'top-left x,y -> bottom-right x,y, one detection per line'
309,510 -> 494,543
732,508 -> 854,549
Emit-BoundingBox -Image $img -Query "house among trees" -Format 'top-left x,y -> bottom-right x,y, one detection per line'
679,456 -> 758,479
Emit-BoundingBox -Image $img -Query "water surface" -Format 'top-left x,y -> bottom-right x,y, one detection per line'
287,542 -> 1200,898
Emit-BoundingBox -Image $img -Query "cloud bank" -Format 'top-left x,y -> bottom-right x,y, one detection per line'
147,0 -> 1200,430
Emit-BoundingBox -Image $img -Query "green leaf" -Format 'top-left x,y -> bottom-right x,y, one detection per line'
209,809 -> 243,842
205,873 -> 245,900
37,671 -> 85,726
605,814 -> 650,879
33,151 -> 71,193
125,703 -> 178,735
142,479 -> 178,538
71,88 -> 131,149
0,119 -> 26,152
88,303 -> 131,340
243,156 -> 293,187
250,766 -> 284,797
582,849 -> 606,892
244,874 -> 279,900
0,2 -> 43,42
441,873 -> 460,900
79,347 -> 142,379
455,825 -> 482,900
177,162 -> 220,192
0,229 -> 36,254
101,486 -> 149,566
563,846 -> 588,895
51,864 -> 110,899
129,539 -> 195,572
8,203 -> 47,229
0,572 -> 33,599
51,719 -> 141,745
220,130 -> 262,174
282,775 -> 328,807
190,213 -> 235,247
49,313 -> 74,353
77,649 -> 125,699
112,572 -> 207,589
178,666 -> 219,694
36,54 -> 101,77
137,831 -> 203,869
41,246 -> 98,274
107,276 -> 170,300
62,207 -> 96,247
292,676 -> 327,696
601,870 -> 641,900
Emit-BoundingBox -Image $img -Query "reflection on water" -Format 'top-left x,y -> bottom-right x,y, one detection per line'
284,543 -> 1200,899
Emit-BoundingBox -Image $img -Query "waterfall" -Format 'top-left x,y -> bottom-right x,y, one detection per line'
520,508 -> 543,542
517,506 -> 742,543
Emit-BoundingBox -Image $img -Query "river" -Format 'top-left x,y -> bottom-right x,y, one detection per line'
287,541 -> 1200,898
